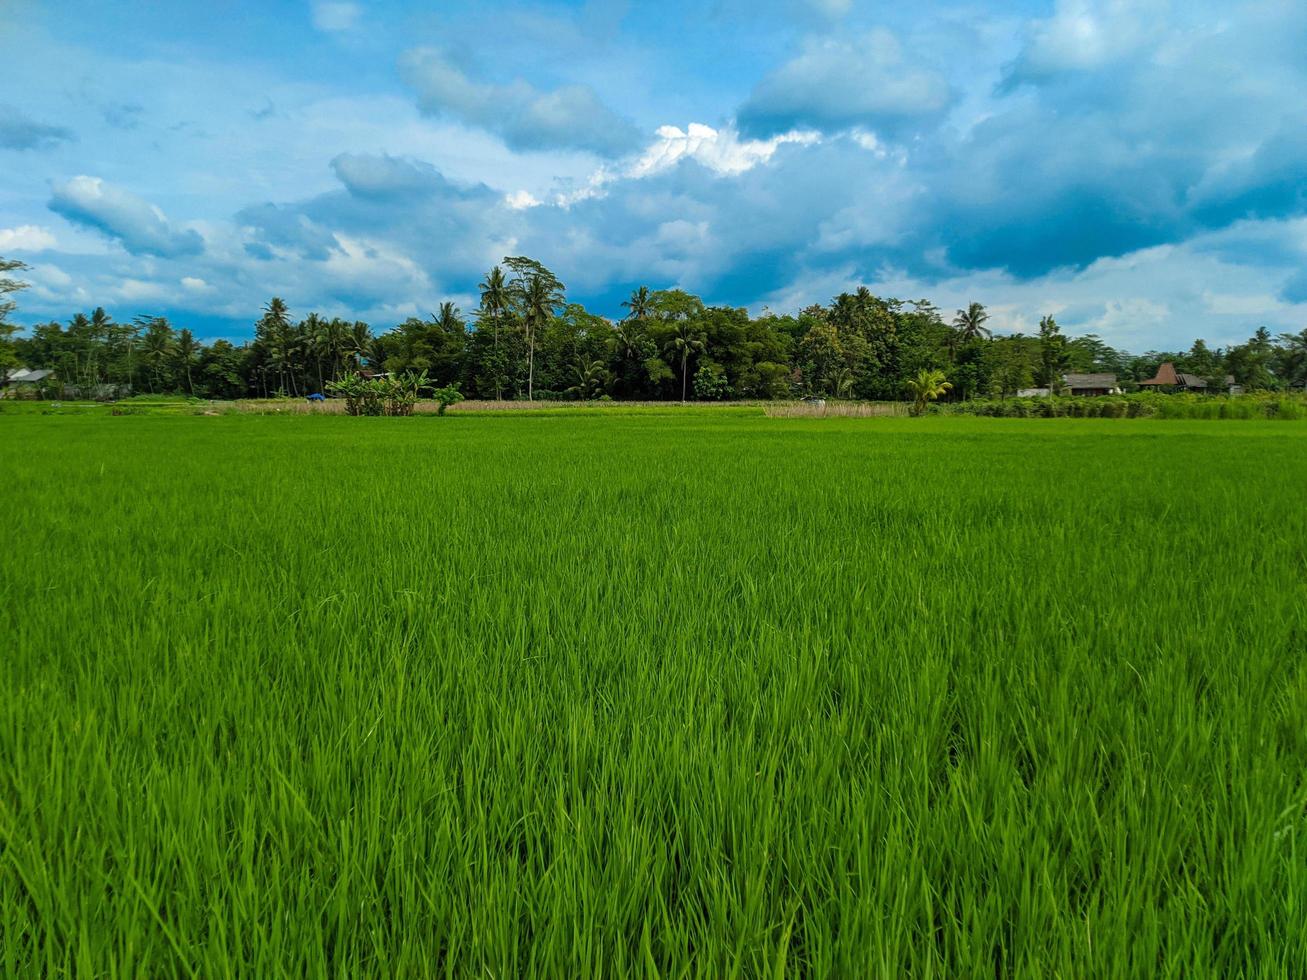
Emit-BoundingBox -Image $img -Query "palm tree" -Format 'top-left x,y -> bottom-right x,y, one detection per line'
522,275 -> 561,401
663,322 -> 705,404
621,285 -> 654,323
503,256 -> 565,400
610,318 -> 645,360
87,307 -> 114,385
348,321 -> 373,369
953,302 -> 991,343
435,301 -> 462,333
1278,328 -> 1307,387
906,368 -> 952,416
302,313 -> 327,393
833,366 -> 856,398
322,317 -> 350,382
566,358 -> 609,400
257,298 -> 298,395
175,328 -> 199,395
479,266 -> 509,345
140,317 -> 176,394
477,267 -> 511,398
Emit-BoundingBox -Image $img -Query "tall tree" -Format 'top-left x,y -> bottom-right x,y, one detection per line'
137,316 -> 177,394
478,266 -> 509,343
504,256 -> 564,401
256,298 -> 298,395
0,258 -> 30,375
952,302 -> 991,344
477,266 -> 512,398
1275,328 -> 1307,388
663,322 -> 705,404
175,328 -> 199,395
621,285 -> 654,323
301,313 -> 330,393
1036,315 -> 1068,389
348,321 -> 373,369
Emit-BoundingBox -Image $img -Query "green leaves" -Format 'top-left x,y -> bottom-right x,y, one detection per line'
325,370 -> 431,416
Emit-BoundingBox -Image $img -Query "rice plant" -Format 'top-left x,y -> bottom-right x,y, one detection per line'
2,412 -> 1306,977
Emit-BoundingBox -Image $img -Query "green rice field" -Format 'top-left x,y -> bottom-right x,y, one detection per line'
3,410 -> 1307,976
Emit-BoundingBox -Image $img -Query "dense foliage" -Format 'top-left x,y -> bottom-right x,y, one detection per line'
4,412 -> 1307,974
942,390 -> 1307,420
5,255 -> 1306,401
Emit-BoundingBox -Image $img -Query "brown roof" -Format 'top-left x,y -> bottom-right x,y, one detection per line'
1139,362 -> 1236,388
1139,362 -> 1180,386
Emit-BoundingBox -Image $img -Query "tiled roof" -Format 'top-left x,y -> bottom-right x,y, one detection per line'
1063,373 -> 1117,388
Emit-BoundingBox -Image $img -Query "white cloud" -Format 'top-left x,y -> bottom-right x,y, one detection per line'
181,276 -> 212,292
547,123 -> 822,209
1201,290 -> 1285,316
1010,0 -> 1166,80
738,29 -> 952,137
630,123 -> 820,179
505,190 -> 541,210
48,177 -> 204,258
32,264 -> 73,288
400,48 -> 639,157
311,2 -> 362,33
0,225 -> 57,252
116,278 -> 167,301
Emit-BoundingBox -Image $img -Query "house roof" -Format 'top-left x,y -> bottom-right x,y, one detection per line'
4,369 -> 52,383
1139,362 -> 1180,386
1139,362 -> 1237,388
1063,373 -> 1117,388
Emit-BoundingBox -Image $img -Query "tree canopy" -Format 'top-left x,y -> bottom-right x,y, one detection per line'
5,253 -> 1305,400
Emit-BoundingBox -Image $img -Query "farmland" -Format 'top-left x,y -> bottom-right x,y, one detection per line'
3,410 -> 1307,976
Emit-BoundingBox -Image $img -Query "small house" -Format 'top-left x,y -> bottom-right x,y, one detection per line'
1138,362 -> 1237,393
2,368 -> 54,397
1062,373 -> 1120,396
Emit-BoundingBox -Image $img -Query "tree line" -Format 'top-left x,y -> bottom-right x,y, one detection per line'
4,255 -> 1307,400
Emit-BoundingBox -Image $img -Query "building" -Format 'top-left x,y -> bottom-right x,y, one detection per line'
1062,373 -> 1120,396
2,368 -> 54,397
1138,362 -> 1238,393
1016,374 -> 1120,397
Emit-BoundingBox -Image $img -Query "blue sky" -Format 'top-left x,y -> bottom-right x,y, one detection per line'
2,0 -> 1305,349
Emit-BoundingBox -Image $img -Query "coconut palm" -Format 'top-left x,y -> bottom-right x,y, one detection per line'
566,358 -> 609,400
348,321 -> 374,369
435,301 -> 462,334
621,285 -> 654,323
479,266 -> 510,345
905,368 -> 952,416
139,316 -> 177,394
521,275 -> 561,401
953,302 -> 991,343
174,328 -> 199,395
322,317 -> 350,382
256,298 -> 298,395
1278,328 -> 1307,387
502,257 -> 564,401
663,322 -> 705,404
301,313 -> 328,392
609,318 -> 646,361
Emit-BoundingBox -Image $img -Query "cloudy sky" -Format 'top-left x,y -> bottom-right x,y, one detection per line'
2,0 -> 1305,348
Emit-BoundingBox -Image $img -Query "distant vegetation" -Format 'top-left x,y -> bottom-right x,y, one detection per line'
4,255 -> 1306,403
